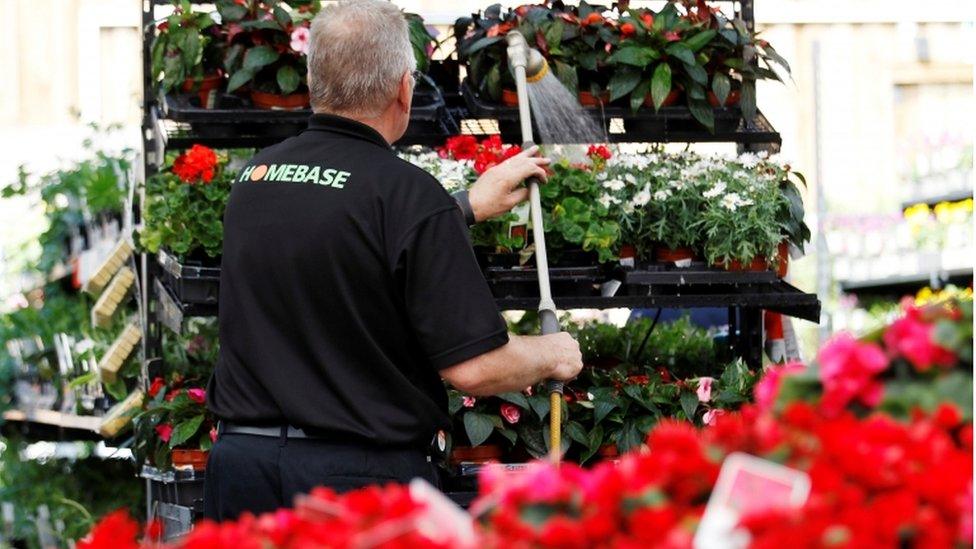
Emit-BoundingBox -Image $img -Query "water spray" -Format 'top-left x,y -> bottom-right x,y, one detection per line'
506,30 -> 564,466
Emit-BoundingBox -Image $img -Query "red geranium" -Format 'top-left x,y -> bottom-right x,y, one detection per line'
172,144 -> 218,184
77,509 -> 140,549
438,135 -> 521,175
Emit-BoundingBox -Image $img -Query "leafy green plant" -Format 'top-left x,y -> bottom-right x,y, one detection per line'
139,147 -> 234,259
609,3 -> 717,117
150,0 -> 225,95
405,12 -> 437,74
0,438 -> 143,546
218,0 -> 317,96
132,382 -> 215,469
542,162 -> 621,263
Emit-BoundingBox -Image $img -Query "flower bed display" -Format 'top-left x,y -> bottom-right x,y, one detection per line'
455,1 -> 791,130
408,137 -> 809,269
81,294 -> 973,546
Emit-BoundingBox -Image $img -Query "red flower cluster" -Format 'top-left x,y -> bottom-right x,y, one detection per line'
83,400 -> 971,548
77,510 -> 160,549
756,297 -> 965,417
883,301 -> 957,371
173,144 -> 218,184
81,485 -> 456,549
735,404 -> 973,548
438,135 -> 521,175
587,144 -> 612,160
473,420 -> 717,548
816,334 -> 887,416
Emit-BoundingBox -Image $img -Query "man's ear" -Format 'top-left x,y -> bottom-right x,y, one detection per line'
398,71 -> 413,113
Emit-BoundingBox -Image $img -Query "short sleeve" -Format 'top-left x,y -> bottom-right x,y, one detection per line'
393,207 -> 509,370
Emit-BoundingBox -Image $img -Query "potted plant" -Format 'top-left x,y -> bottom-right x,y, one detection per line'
607,3 -> 722,125
446,389 -> 537,464
218,0 -> 318,109
772,162 -> 811,278
698,155 -> 787,270
695,3 -> 792,122
455,3 -> 594,105
151,0 -> 227,106
132,379 -> 215,470
139,144 -> 234,261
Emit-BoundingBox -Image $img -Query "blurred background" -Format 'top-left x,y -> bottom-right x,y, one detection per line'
2,0 -> 973,353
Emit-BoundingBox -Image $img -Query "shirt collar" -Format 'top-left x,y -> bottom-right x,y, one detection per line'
304,113 -> 391,149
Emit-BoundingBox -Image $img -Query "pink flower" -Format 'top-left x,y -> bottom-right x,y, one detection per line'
156,423 -> 173,443
696,377 -> 714,403
462,396 -> 477,408
500,403 -> 521,424
754,362 -> 805,411
664,31 -> 681,42
883,307 -> 956,372
290,26 -> 310,55
702,409 -> 725,426
817,334 -> 888,416
188,388 -> 206,404
210,426 -> 218,443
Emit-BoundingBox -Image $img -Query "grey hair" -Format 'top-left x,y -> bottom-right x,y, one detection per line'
308,0 -> 416,117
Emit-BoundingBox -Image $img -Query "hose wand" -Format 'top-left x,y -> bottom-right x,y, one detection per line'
505,31 -> 563,465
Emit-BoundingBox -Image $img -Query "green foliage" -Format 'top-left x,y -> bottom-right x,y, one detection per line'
138,157 -> 234,259
132,383 -> 214,470
405,12 -> 437,73
1,135 -> 131,275
0,438 -> 142,546
219,0 -> 317,95
542,162 -> 621,263
151,0 -> 224,95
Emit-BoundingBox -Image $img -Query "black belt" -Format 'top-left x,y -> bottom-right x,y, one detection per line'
219,422 -> 317,439
217,421 -> 448,463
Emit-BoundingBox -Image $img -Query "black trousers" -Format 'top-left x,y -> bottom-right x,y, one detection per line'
203,431 -> 439,521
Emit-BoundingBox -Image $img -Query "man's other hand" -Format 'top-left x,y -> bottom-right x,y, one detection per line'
468,146 -> 550,223
542,332 -> 583,382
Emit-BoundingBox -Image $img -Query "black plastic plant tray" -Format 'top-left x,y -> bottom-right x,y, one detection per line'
486,265 -> 605,299
620,267 -> 779,287
459,79 -> 777,144
157,250 -> 221,307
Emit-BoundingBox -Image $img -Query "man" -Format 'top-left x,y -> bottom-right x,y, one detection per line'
204,0 -> 583,521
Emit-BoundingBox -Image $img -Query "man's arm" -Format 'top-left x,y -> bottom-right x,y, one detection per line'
440,333 -> 582,396
451,146 -> 550,225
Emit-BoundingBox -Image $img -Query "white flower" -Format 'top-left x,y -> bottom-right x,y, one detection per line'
598,194 -> 613,208
703,182 -> 727,199
605,179 -> 625,192
653,189 -> 671,201
720,192 -> 753,211
739,152 -> 760,168
597,171 -> 608,181
624,173 -> 636,184
632,186 -> 651,207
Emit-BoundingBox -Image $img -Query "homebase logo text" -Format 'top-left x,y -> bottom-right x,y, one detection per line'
238,164 -> 351,189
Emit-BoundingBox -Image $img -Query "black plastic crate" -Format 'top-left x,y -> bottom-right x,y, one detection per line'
157,250 -> 221,307
485,265 -> 607,299
461,79 -> 750,142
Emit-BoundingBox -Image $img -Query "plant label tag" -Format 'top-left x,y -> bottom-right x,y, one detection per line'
512,202 -> 530,225
409,479 -> 478,548
694,452 -> 810,549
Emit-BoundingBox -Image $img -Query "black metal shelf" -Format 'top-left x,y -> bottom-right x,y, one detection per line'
901,188 -> 973,210
839,267 -> 973,298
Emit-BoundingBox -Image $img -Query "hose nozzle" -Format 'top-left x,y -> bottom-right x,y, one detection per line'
506,31 -> 548,82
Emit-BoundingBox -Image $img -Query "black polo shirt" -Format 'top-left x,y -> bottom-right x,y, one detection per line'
207,114 -> 508,447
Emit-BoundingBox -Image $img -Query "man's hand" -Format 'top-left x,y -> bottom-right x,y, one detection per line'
468,146 -> 550,223
542,332 -> 584,382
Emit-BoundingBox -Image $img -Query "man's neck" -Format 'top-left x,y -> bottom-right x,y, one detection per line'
316,109 -> 397,145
